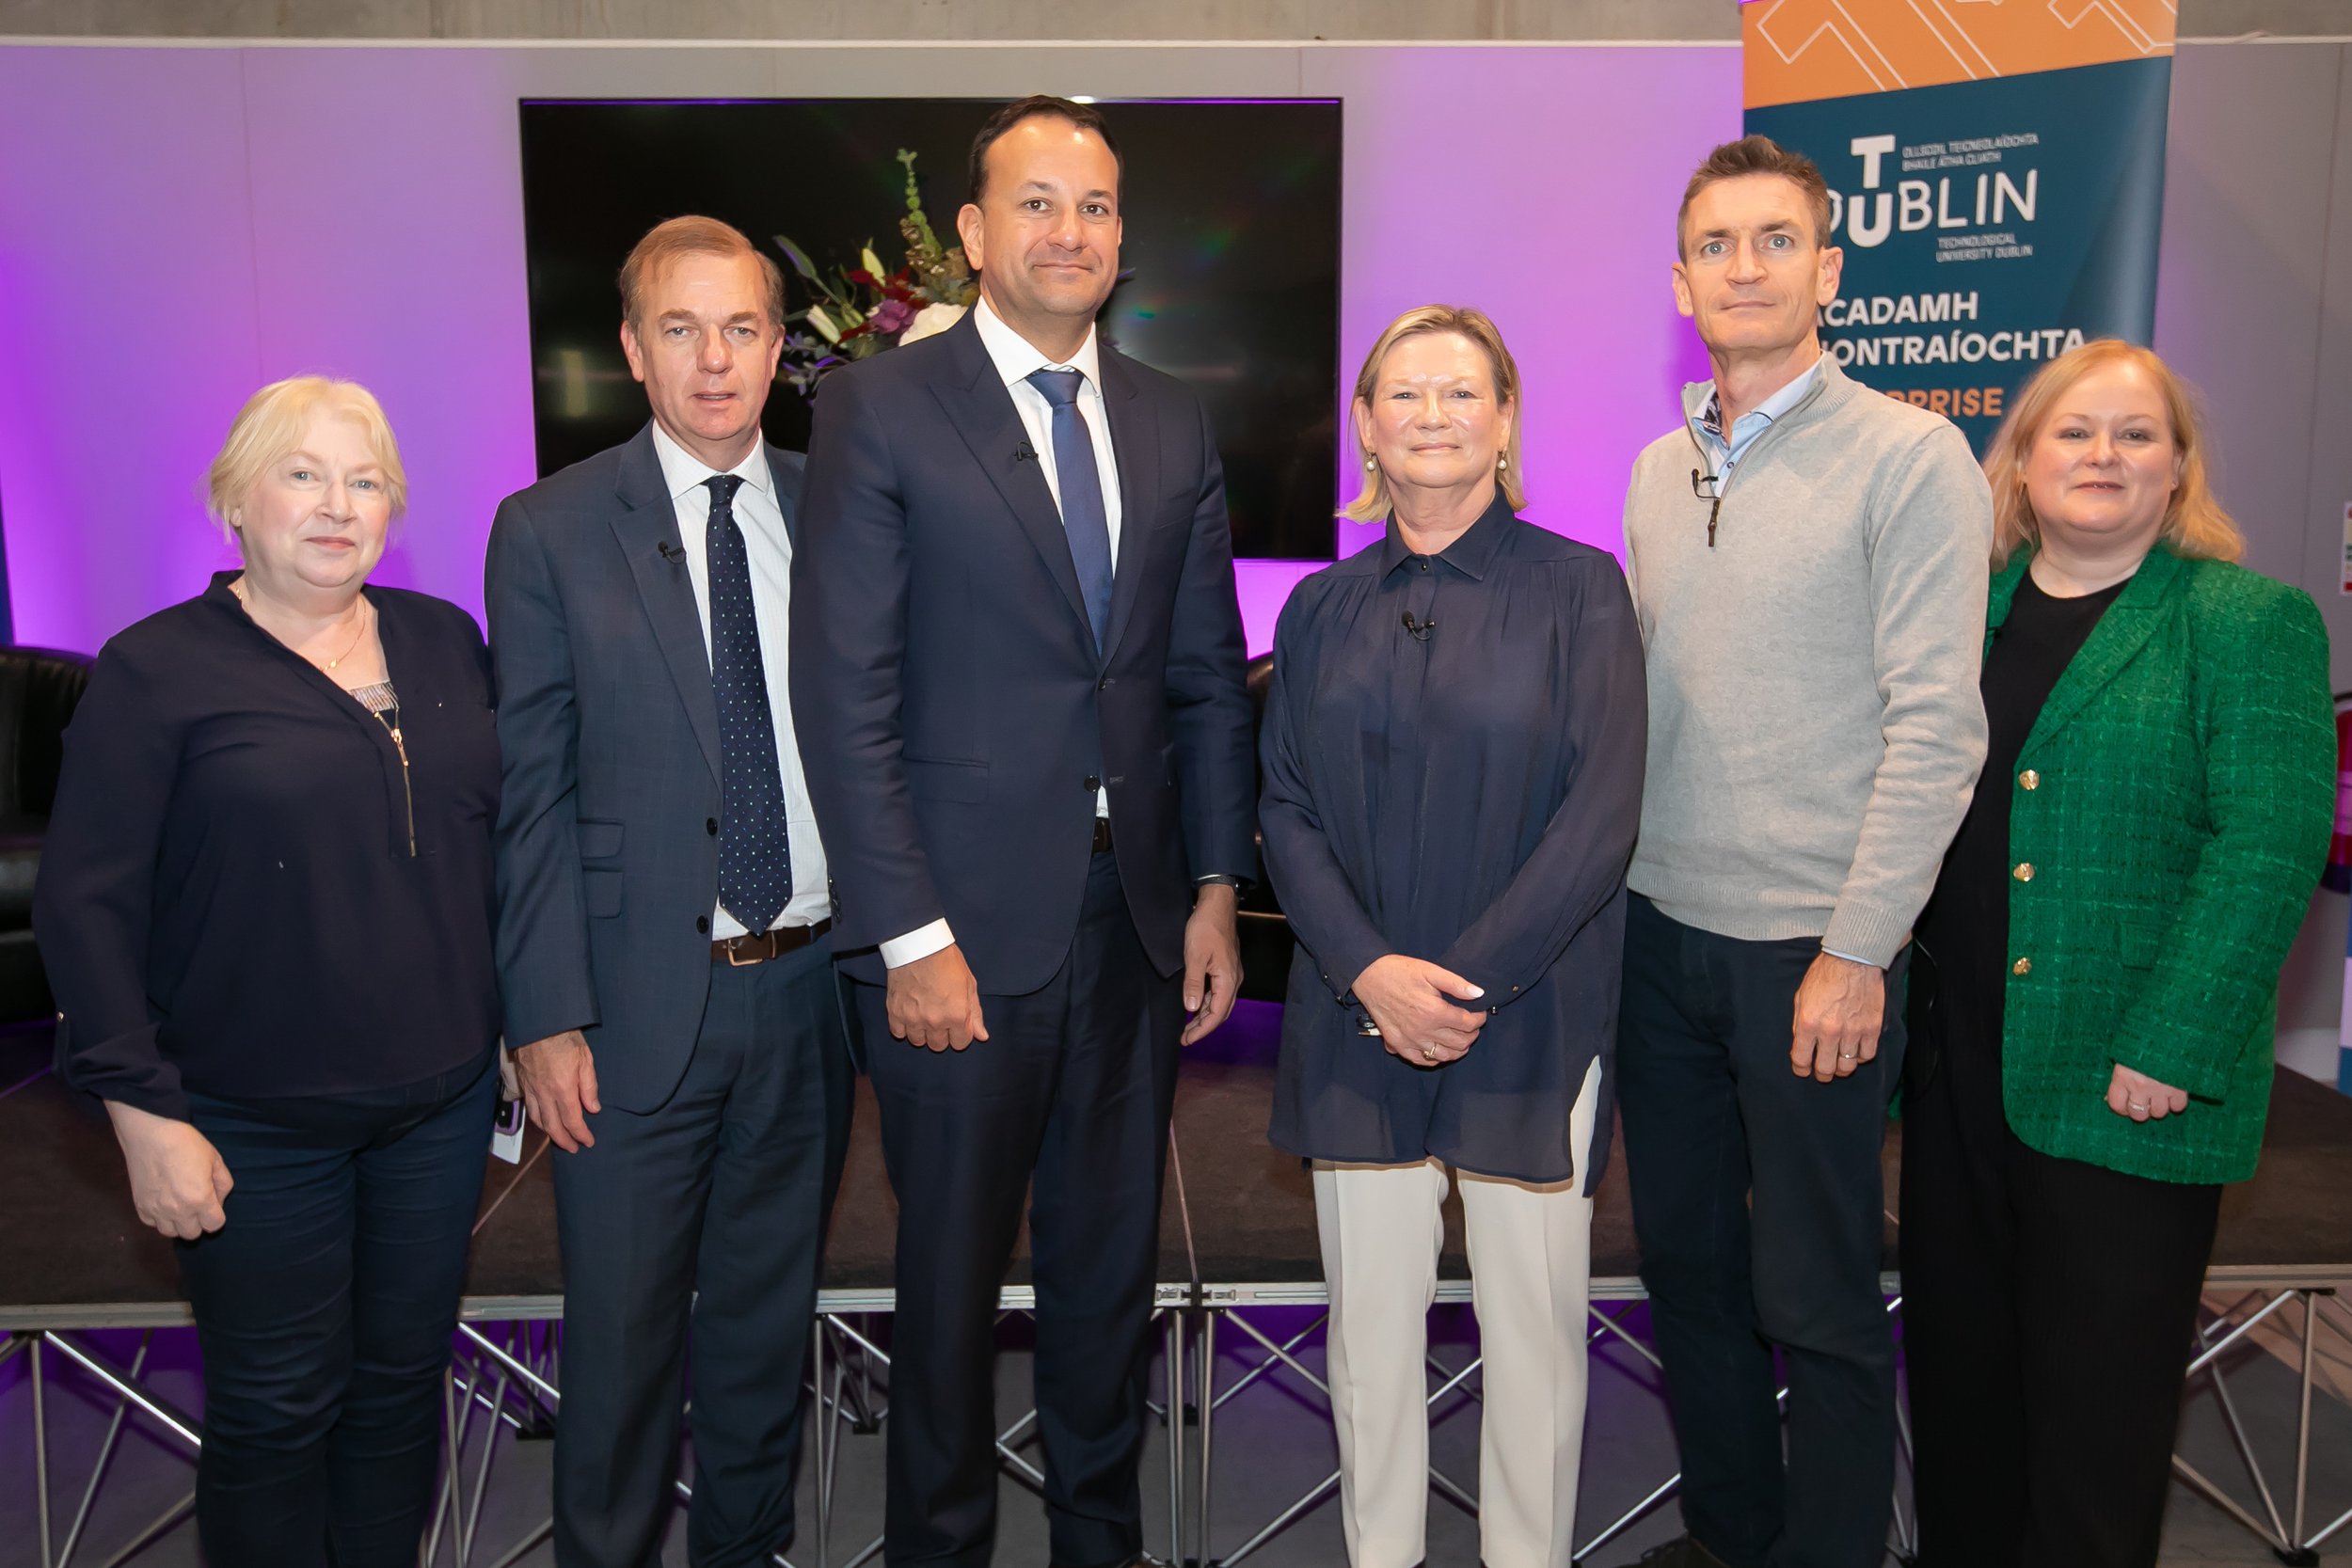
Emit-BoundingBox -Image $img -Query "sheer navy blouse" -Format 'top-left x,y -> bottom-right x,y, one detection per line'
34,574 -> 501,1120
1259,497 -> 1646,1188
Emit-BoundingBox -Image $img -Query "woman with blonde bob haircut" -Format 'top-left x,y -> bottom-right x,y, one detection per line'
1260,305 -> 1645,1568
1899,340 -> 2334,1568
37,374 -> 504,1566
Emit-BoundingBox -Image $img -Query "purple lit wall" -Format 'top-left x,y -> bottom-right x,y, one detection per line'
0,43 -> 1739,657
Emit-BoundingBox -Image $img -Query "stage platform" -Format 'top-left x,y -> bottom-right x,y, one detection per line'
4,1005 -> 2349,1564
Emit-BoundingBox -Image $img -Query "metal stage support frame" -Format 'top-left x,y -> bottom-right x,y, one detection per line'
7,1276 -> 2349,1566
1175,1274 -> 2352,1568
2,1288 -> 1189,1568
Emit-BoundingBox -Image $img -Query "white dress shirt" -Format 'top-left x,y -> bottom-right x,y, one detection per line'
648,420 -> 831,936
878,298 -> 1122,970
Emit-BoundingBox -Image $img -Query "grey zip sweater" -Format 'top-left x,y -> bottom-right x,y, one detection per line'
1622,356 -> 1993,967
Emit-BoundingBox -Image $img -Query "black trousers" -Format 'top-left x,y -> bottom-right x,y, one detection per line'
550,938 -> 853,1568
1616,895 -> 1908,1568
1899,1000 -> 2220,1568
858,848 -> 1184,1568
176,1052 -> 497,1568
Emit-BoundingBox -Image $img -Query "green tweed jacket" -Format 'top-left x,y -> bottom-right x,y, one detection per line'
1991,545 -> 2334,1185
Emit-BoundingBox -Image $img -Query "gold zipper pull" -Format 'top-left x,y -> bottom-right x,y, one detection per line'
388,725 -> 417,857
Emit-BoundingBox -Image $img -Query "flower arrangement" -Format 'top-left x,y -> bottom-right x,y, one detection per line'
772,149 -> 979,396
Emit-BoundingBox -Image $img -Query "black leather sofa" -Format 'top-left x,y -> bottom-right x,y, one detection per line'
0,646 -> 94,1023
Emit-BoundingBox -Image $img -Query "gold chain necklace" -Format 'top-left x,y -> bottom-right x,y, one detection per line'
231,579 -> 371,671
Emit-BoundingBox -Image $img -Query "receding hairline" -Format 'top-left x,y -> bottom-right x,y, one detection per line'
617,215 -> 785,329
631,252 -> 773,312
973,110 -> 1122,202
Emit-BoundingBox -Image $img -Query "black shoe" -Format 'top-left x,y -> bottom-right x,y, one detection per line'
1636,1538 -> 1734,1568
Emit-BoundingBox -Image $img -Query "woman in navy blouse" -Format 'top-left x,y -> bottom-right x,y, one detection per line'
1260,306 -> 1645,1568
34,377 -> 501,1567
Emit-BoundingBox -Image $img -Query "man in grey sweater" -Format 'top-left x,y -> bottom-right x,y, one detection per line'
1617,137 -> 1992,1568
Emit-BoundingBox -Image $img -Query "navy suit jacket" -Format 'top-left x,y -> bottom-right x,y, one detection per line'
486,424 -> 809,1111
789,310 -> 1255,993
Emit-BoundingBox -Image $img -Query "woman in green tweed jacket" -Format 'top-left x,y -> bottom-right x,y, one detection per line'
1899,341 -> 2334,1568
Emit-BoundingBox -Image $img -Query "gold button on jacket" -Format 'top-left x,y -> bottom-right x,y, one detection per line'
2019,768 -> 2039,790
2011,957 -> 2032,975
2012,862 -> 2034,882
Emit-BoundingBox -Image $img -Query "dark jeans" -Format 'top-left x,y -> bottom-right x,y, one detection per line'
176,1050 -> 497,1568
550,938 -> 853,1568
1616,894 -> 1907,1568
858,848 -> 1183,1568
1900,997 -> 2220,1568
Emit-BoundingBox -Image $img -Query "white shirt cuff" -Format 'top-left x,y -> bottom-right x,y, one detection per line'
1821,946 -> 1877,967
880,919 -> 956,969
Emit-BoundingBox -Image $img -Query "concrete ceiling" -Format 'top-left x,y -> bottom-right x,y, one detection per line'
1,0 -> 2345,42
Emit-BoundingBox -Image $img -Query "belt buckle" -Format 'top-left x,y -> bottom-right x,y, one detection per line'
723,931 -> 775,967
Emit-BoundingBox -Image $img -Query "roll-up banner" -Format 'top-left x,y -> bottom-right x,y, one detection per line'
1742,1 -> 2177,453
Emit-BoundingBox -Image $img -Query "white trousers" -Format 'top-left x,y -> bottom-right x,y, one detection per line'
1313,1056 -> 1602,1568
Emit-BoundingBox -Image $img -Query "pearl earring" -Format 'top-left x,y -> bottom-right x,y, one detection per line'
1498,455 -> 1509,470
1364,456 -> 1376,470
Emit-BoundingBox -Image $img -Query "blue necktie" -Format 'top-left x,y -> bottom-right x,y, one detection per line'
704,474 -> 792,933
1025,368 -> 1114,651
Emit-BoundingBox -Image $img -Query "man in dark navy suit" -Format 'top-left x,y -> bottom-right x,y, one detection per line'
488,216 -> 851,1568
790,97 -> 1256,1568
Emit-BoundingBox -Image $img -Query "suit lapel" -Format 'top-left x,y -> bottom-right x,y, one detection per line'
931,314 -> 1094,638
611,426 -> 723,784
1097,350 -> 1161,668
766,442 -> 800,550
2019,546 -> 2185,761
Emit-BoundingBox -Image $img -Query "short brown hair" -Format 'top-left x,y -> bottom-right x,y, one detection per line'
1343,306 -> 1526,523
1983,339 -> 2244,568
1678,135 -> 1834,257
617,215 -> 786,330
968,95 -> 1122,204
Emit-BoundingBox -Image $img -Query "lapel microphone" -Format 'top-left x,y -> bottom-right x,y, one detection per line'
657,541 -> 686,565
1013,441 -> 1040,464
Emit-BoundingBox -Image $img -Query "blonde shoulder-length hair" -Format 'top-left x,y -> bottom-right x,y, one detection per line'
1342,305 -> 1525,524
1982,339 -> 2241,568
205,376 -> 408,539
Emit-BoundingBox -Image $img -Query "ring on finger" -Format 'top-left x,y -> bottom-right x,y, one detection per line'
2128,1100 -> 2148,1113
1839,1051 -> 1856,1060
1422,1044 -> 1438,1061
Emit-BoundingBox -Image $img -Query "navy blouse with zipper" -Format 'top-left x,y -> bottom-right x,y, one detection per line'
34,572 -> 501,1121
1259,497 -> 1647,1188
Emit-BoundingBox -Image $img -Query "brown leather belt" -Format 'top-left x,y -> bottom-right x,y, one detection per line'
1092,816 -> 1114,854
712,919 -> 832,966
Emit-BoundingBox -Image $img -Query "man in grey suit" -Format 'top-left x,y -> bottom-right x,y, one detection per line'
488,215 -> 851,1568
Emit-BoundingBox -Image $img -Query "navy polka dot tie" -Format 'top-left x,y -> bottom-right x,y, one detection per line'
704,474 -> 791,933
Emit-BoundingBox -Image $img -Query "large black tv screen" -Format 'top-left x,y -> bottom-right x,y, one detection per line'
517,99 -> 1342,561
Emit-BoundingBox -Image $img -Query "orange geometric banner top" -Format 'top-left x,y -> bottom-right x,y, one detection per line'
1743,0 -> 2178,109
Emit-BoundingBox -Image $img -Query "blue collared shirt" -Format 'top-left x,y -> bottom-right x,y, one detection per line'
1685,356 -> 1824,486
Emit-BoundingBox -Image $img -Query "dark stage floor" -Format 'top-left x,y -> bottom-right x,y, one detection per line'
3,1006 -> 2348,1565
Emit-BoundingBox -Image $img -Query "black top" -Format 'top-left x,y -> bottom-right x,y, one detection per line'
1259,496 -> 1647,1187
34,574 -> 502,1120
1916,568 -> 2129,1055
